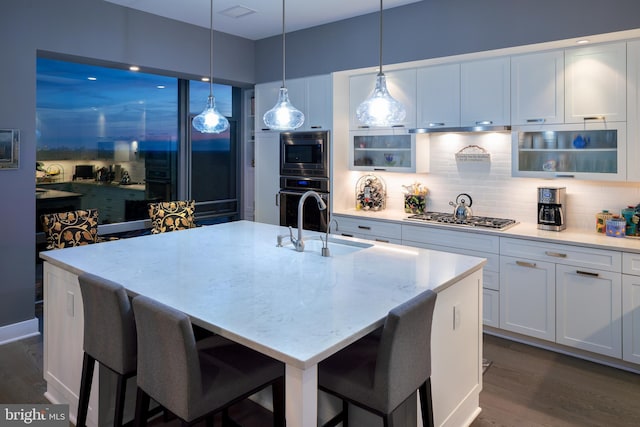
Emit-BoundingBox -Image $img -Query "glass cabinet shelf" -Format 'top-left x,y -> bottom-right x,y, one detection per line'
349,132 -> 429,172
512,126 -> 625,180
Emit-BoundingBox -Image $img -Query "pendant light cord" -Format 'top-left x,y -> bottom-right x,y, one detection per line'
281,0 -> 286,87
209,0 -> 214,97
378,0 -> 383,76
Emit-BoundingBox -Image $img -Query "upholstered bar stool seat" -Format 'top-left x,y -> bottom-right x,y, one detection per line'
318,290 -> 438,427
132,295 -> 285,427
76,273 -> 138,427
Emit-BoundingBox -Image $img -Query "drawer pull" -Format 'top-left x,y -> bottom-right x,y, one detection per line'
516,261 -> 537,268
526,118 -> 546,123
357,225 -> 371,230
576,270 -> 600,278
545,251 -> 567,258
341,233 -> 354,237
375,239 -> 389,243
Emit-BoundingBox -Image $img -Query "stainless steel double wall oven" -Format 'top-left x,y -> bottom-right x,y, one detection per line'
279,131 -> 330,232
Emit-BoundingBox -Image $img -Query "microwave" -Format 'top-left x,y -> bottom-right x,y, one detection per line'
280,131 -> 330,177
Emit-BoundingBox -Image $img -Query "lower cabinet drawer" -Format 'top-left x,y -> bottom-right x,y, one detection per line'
623,252 -> 640,276
501,237 -> 621,272
334,215 -> 402,240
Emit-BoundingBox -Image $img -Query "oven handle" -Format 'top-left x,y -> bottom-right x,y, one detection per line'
279,190 -> 329,200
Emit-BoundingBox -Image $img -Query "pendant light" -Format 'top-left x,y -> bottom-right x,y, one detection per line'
263,0 -> 305,131
356,0 -> 406,127
193,0 -> 230,134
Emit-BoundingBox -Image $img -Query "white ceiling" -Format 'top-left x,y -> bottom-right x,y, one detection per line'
102,0 -> 422,40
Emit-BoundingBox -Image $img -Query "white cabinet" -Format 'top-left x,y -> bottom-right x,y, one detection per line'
511,122 -> 627,181
349,130 -> 429,173
401,225 -> 500,327
499,256 -> 556,341
349,69 -> 417,130
565,42 -> 627,123
511,50 -> 565,125
416,63 -> 460,129
460,57 -> 510,127
556,265 -> 622,358
255,75 -> 332,133
626,40 -> 640,182
254,132 -> 280,225
333,214 -> 402,244
254,81 -> 281,132
622,252 -> 640,364
500,237 -> 623,355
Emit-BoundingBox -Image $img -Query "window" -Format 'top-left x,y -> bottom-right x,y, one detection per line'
36,57 -> 240,230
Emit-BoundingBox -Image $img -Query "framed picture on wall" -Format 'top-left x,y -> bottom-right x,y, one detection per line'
0,129 -> 19,170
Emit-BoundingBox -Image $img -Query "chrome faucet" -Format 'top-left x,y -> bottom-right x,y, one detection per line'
289,190 -> 327,252
320,218 -> 339,257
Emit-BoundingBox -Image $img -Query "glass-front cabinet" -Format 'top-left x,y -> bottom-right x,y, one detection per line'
349,131 -> 429,173
512,122 -> 626,181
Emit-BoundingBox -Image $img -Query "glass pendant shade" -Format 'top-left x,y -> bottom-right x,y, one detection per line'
193,95 -> 229,134
263,87 -> 305,131
356,73 -> 406,127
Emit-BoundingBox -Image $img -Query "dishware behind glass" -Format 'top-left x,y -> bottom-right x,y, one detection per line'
573,134 -> 589,148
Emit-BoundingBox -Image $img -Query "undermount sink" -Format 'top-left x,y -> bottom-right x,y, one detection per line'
295,236 -> 373,256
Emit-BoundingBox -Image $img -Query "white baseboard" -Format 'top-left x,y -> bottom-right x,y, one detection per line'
0,318 -> 40,345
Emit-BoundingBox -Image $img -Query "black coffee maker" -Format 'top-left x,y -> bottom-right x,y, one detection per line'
538,187 -> 566,231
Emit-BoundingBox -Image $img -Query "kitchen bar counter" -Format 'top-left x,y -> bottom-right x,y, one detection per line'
40,221 -> 485,427
334,208 -> 640,254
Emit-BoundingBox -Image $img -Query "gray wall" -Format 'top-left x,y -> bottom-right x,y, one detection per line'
3,0 -> 640,330
0,0 -> 254,329
256,0 -> 640,82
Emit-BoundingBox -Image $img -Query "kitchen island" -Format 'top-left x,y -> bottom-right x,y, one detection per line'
40,220 -> 485,427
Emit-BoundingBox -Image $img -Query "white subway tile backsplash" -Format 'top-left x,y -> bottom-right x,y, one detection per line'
360,133 -> 640,232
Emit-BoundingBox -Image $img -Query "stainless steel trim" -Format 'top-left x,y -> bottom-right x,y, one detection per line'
408,124 -> 511,134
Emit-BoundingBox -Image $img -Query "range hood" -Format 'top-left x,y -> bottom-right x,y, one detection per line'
409,123 -> 511,134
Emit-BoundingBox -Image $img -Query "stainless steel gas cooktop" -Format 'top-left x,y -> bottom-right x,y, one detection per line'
405,211 -> 518,230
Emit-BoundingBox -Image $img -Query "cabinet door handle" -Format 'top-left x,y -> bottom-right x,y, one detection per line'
526,118 -> 546,123
516,260 -> 537,268
583,116 -> 605,121
392,124 -> 405,128
545,251 -> 567,258
358,125 -> 370,129
310,125 -> 322,129
275,193 -> 279,206
375,238 -> 389,243
576,270 -> 600,278
357,225 -> 371,230
429,122 -> 445,127
373,168 -> 387,171
554,174 -> 575,178
341,233 -> 354,237
475,120 -> 493,125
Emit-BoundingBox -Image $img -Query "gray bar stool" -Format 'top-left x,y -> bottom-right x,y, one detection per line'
318,290 -> 438,427
76,273 -> 138,427
131,294 -> 285,427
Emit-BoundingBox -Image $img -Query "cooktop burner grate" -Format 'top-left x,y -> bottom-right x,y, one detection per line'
406,211 -> 518,230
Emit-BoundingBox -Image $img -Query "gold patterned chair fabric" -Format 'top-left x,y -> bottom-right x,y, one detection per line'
148,200 -> 196,234
41,209 -> 100,250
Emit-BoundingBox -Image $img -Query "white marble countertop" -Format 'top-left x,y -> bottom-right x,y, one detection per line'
334,208 -> 640,254
40,220 -> 485,369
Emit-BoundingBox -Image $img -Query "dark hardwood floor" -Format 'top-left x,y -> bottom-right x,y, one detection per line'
2,311 -> 639,426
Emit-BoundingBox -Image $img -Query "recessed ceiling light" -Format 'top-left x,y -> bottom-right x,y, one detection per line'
129,65 -> 140,71
220,5 -> 257,19
576,39 -> 590,44
87,77 -> 97,81
201,77 -> 210,82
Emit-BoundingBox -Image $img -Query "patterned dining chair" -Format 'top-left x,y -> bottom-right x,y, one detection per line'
147,200 -> 196,234
40,209 -> 100,250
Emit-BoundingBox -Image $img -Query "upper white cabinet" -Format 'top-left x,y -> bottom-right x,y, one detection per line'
511,50 -> 565,125
416,63 -> 461,129
626,40 -> 640,182
255,81 -> 281,132
349,69 -> 417,130
349,130 -> 429,173
255,75 -> 332,132
460,57 -> 510,127
565,42 -> 627,123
